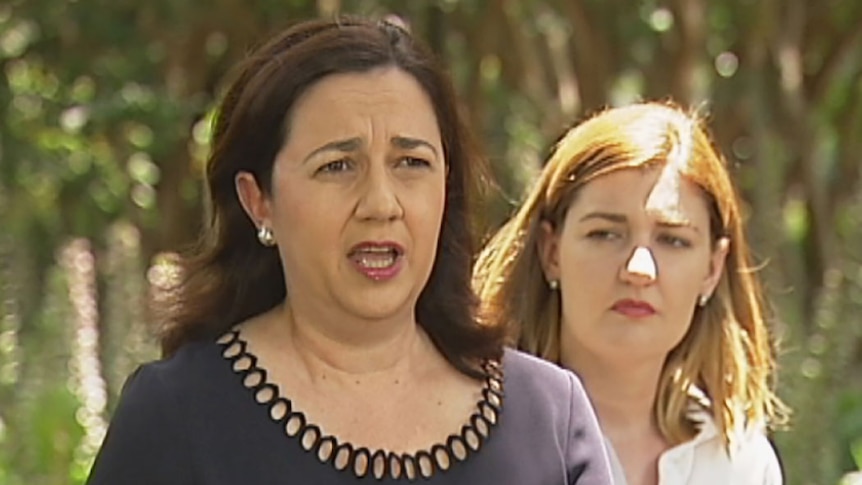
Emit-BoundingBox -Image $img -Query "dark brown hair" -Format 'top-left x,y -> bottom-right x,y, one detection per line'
159,17 -> 503,377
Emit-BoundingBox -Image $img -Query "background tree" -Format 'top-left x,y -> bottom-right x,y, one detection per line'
0,0 -> 860,483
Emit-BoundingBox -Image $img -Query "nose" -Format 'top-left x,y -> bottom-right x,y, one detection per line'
354,166 -> 404,222
620,246 -> 657,285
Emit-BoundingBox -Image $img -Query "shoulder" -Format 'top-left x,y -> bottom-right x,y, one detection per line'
684,411 -> 782,484
118,338 -> 226,398
501,348 -> 595,419
86,341 -> 220,484
101,336 -> 226,446
502,347 -> 584,396
108,338 -> 222,433
730,427 -> 783,484
501,349 -> 613,484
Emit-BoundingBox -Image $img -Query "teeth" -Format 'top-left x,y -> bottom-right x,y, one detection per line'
358,254 -> 396,269
350,245 -> 400,271
361,247 -> 395,254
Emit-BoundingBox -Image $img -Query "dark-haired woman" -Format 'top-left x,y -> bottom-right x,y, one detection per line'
86,17 -> 612,485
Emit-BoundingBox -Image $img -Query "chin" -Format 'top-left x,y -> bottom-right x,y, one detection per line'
334,268 -> 428,321
343,293 -> 417,322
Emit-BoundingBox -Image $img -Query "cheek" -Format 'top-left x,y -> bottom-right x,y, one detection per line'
654,255 -> 709,310
655,250 -> 710,284
558,241 -> 613,278
405,179 -> 446,227
429,186 -> 446,221
557,243 -> 616,315
271,184 -> 346,257
274,196 -> 316,225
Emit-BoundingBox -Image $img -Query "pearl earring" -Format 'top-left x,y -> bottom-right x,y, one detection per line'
257,226 -> 276,247
548,279 -> 559,290
698,294 -> 710,307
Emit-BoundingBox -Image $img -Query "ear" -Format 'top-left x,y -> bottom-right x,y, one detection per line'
235,171 -> 272,228
537,220 -> 562,283
701,237 -> 730,299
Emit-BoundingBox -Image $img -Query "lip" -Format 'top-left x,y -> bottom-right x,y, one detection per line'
611,299 -> 656,318
347,241 -> 405,281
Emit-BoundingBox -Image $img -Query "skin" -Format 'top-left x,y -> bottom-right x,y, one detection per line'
538,165 -> 729,485
238,67 -> 446,338
233,67 -> 481,453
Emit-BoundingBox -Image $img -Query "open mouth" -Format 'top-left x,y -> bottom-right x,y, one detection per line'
347,243 -> 405,278
349,245 -> 402,268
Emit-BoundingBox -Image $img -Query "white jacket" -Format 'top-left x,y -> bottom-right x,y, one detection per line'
605,410 -> 782,485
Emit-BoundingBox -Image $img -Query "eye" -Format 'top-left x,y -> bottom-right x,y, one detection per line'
586,229 -> 621,241
657,233 -> 692,248
316,158 -> 353,174
397,156 -> 432,169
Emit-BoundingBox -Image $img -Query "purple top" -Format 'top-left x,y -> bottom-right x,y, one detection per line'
87,332 -> 612,484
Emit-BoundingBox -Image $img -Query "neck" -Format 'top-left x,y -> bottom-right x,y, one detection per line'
562,350 -> 664,438
276,299 -> 430,380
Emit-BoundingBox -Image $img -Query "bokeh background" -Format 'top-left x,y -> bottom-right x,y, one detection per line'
1,0 -> 860,484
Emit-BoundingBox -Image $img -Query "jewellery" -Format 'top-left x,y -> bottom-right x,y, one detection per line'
698,294 -> 710,307
548,279 -> 559,290
257,226 -> 276,247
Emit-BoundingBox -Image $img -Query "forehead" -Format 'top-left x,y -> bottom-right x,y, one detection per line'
286,68 -> 439,137
569,166 -> 710,223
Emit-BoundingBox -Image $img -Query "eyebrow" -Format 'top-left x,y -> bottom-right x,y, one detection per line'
303,136 -> 439,164
657,219 -> 696,230
392,136 -> 439,158
303,137 -> 363,164
579,211 -> 700,232
578,212 -> 627,224
648,209 -> 698,231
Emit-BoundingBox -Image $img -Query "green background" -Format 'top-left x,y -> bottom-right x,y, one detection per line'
1,0 -> 861,483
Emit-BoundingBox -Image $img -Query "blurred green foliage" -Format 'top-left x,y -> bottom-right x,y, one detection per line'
1,0 -> 861,484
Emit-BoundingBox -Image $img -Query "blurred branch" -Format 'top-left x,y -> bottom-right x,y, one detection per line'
772,0 -> 829,317
807,7 -> 862,105
833,82 -> 862,213
669,0 -> 707,104
499,0 -> 553,108
557,0 -> 613,110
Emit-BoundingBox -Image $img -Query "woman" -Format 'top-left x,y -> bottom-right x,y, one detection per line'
86,17 -> 612,484
475,102 -> 789,485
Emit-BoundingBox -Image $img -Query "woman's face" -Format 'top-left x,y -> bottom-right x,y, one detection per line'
539,166 -> 728,365
237,67 -> 446,323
